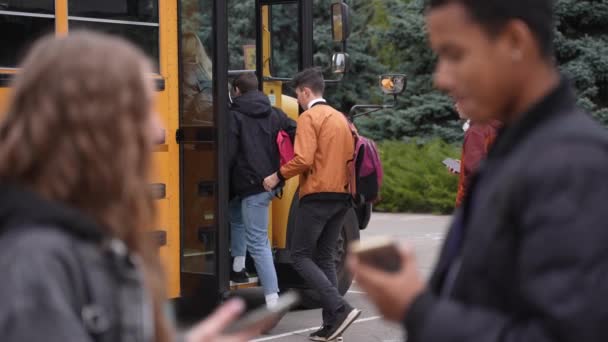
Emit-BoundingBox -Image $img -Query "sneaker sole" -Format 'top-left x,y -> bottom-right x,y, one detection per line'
309,326 -> 326,341
327,309 -> 361,341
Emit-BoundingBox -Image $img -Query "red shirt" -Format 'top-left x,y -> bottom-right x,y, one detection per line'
455,120 -> 501,207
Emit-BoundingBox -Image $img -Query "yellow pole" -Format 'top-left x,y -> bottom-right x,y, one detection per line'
54,0 -> 68,36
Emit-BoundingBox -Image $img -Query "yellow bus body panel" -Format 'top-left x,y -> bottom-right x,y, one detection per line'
0,0 -> 303,298
270,95 -> 300,249
156,0 -> 181,298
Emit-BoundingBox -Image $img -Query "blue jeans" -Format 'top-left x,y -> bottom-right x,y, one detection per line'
230,191 -> 279,295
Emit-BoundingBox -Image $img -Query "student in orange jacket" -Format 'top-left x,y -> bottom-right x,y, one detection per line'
264,68 -> 361,341
450,102 -> 501,207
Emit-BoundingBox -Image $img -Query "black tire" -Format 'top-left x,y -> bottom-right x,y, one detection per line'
297,209 -> 360,309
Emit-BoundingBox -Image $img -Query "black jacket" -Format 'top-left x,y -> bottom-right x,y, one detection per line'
0,185 -> 152,342
405,79 -> 608,342
228,90 -> 296,198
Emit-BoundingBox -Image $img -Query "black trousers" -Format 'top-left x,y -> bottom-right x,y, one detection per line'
290,198 -> 351,325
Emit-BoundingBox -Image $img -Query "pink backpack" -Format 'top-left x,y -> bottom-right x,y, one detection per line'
346,121 -> 384,204
276,130 -> 294,166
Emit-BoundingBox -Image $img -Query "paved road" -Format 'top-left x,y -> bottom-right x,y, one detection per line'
252,213 -> 451,342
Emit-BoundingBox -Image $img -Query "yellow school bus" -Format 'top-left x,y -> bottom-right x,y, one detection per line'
0,0 -> 383,311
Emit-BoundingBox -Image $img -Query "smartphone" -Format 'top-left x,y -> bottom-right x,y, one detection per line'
224,291 -> 300,334
350,236 -> 402,273
442,158 -> 461,173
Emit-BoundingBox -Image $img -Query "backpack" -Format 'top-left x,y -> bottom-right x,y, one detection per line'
346,120 -> 384,204
276,129 -> 295,166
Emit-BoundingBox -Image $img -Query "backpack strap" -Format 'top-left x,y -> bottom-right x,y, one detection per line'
73,239 -> 152,342
71,241 -> 113,342
340,112 -> 359,200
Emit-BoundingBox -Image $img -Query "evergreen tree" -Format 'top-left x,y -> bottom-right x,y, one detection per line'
227,1 -> 257,71
358,0 -> 608,142
317,0 -> 390,114
555,0 -> 608,124
224,0 -> 608,142
355,0 -> 462,143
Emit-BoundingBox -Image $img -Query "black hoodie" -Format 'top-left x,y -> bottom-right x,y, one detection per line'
0,185 -> 151,342
228,90 -> 296,198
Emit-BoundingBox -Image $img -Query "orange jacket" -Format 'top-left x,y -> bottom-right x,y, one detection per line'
278,103 -> 354,199
455,120 -> 502,207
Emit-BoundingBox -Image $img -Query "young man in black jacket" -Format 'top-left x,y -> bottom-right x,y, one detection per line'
350,1 -> 608,341
228,73 -> 295,307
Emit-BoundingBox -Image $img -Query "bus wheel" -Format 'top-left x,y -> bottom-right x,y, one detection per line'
298,208 -> 360,309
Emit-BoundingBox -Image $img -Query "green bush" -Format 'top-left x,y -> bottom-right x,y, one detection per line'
375,139 -> 461,214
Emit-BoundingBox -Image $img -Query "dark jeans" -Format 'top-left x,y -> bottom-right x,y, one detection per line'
290,198 -> 351,326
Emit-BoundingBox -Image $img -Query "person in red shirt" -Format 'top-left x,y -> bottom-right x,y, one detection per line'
451,102 -> 501,207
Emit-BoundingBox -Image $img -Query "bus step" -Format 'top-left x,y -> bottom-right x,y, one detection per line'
230,277 -> 259,290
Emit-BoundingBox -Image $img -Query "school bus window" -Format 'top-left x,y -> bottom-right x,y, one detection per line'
270,4 -> 298,81
68,0 -> 158,22
68,20 -> 159,67
227,0 -> 256,71
0,1 -> 55,68
178,0 -> 217,278
0,0 -> 54,13
67,0 -> 160,69
180,0 -> 214,127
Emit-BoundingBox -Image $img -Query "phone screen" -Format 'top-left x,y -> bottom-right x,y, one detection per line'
350,237 -> 402,273
358,244 -> 401,272
442,158 -> 461,173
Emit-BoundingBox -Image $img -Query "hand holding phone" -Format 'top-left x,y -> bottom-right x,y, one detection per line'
350,236 -> 402,273
224,291 -> 300,334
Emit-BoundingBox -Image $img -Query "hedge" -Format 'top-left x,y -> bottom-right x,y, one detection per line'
375,139 -> 460,214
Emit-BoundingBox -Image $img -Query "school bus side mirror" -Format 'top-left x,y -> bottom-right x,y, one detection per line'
347,74 -> 407,119
379,74 -> 407,95
331,2 -> 350,42
331,52 -> 349,74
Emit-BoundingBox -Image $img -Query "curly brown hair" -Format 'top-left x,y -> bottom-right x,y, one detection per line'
0,32 -> 171,341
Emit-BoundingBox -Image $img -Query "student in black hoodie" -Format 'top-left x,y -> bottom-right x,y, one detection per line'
0,32 -> 264,342
227,73 -> 295,307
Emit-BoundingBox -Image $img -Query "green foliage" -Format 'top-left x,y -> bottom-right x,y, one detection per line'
227,1 -> 257,70
375,140 -> 460,214
555,0 -> 608,123
348,0 -> 462,143
313,0 -> 389,113
351,0 -> 608,140
225,0 -> 608,138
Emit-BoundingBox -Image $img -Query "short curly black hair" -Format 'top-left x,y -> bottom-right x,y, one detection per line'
427,0 -> 555,58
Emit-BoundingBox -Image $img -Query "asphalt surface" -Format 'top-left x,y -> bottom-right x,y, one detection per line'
251,213 -> 452,342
